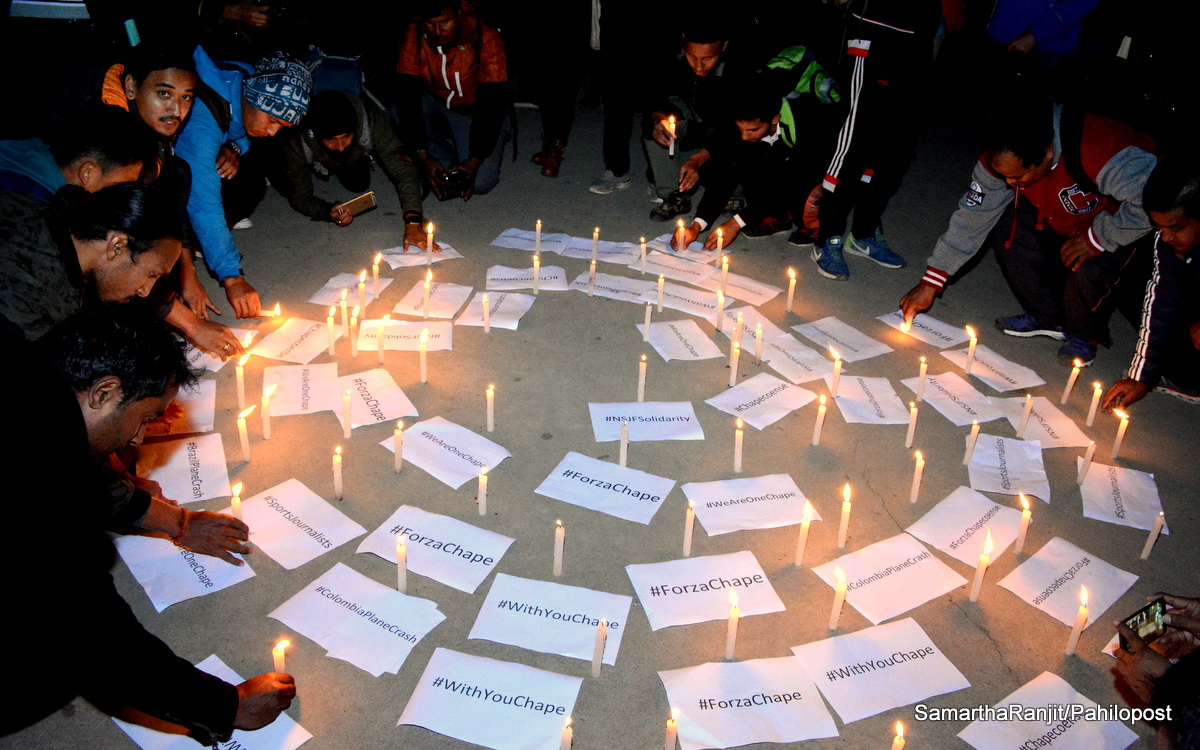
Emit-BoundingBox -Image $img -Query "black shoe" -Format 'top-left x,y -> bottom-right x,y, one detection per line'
723,195 -> 746,215
788,228 -> 815,247
741,215 -> 791,239
650,192 -> 691,221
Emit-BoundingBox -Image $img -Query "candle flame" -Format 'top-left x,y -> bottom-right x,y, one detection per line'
328,305 -> 336,317
819,394 -> 826,405
728,589 -> 738,608
641,354 -> 647,363
966,325 -> 976,339
237,353 -> 249,367
594,227 -> 600,234
803,500 -> 813,520
688,499 -> 694,510
736,417 -> 742,429
536,219 -> 542,228
232,482 -> 243,496
335,446 -> 342,456
271,302 -> 281,316
373,252 -> 382,264
396,420 -> 404,430
910,401 -> 917,410
351,305 -> 360,318
718,228 -> 724,239
835,567 -> 846,584
420,327 -> 429,343
1093,381 -> 1101,389
640,236 -> 646,243
827,344 -> 841,361
533,253 -> 539,263
564,716 -> 572,729
1020,494 -> 1030,511
671,707 -> 680,721
275,639 -> 290,650
426,221 -> 434,234
263,384 -> 277,398
1080,586 -> 1089,607
1114,409 -> 1129,420
358,269 -> 366,283
920,355 -> 926,364
668,115 -> 675,125
344,388 -> 351,397
1072,358 -> 1082,368
340,288 -> 348,301
556,519 -> 562,528
383,313 -> 391,322
732,342 -> 739,353
480,466 -> 488,476
488,383 -> 494,392
237,405 -> 256,419
842,483 -> 852,503
483,293 -> 489,303
896,721 -> 904,739
983,529 -> 994,556
915,450 -> 923,461
659,274 -> 665,281
676,218 -> 684,229
788,267 -> 796,280
424,269 -> 432,283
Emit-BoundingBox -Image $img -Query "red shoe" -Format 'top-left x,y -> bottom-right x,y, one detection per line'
537,139 -> 565,178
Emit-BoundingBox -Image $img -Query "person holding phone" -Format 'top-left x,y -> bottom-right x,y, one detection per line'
1114,593 -> 1200,703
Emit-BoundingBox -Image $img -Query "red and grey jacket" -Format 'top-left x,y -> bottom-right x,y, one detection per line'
1127,232 -> 1200,387
919,105 -> 1156,291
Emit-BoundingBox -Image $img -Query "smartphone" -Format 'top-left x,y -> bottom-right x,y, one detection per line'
341,191 -> 377,217
1120,598 -> 1167,653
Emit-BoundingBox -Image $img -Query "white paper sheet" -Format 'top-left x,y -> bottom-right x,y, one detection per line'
877,310 -> 970,348
812,534 -> 968,625
137,432 -> 230,504
268,562 -> 444,676
356,319 -> 453,350
486,264 -> 569,292
253,318 -> 336,364
262,362 -> 340,417
568,271 -> 658,303
380,242 -> 464,268
997,537 -> 1138,627
184,328 -> 258,373
906,486 -> 1023,567
968,434 -> 1051,501
149,379 -> 215,435
659,657 -> 838,750
587,401 -> 705,441
535,451 -> 674,524
393,281 -> 473,319
470,573 -> 633,664
760,336 -> 837,385
716,305 -> 789,343
625,551 -> 785,630
114,534 -> 253,612
561,238 -> 642,265
636,319 -> 724,361
333,369 -> 417,430
379,416 -> 512,489
957,672 -> 1138,750
993,395 -> 1092,447
1079,461 -> 1168,533
454,291 -> 535,330
644,233 -> 717,264
696,272 -> 784,307
941,343 -> 1046,392
831,375 -> 911,424
398,648 -> 583,750
491,227 -> 570,254
682,473 -> 820,536
793,316 -> 893,362
241,478 -> 367,570
306,271 -> 393,307
358,505 -> 514,593
635,250 -> 719,285
642,281 -> 736,320
900,371 -> 1006,425
791,618 -> 971,724
705,372 -> 818,430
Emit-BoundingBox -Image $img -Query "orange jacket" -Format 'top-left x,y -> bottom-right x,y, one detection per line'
396,0 -> 506,111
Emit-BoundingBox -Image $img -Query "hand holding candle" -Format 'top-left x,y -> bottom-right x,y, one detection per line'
667,115 -> 676,157
272,639 -> 290,673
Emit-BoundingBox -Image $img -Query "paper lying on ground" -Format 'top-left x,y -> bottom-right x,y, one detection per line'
150,379 -> 215,435
698,272 -> 783,307
491,227 -> 570,254
831,375 -> 910,424
637,250 -> 718,285
112,654 -> 311,750
455,291 -> 535,330
641,281 -> 735,319
794,316 -> 893,362
637,319 -> 723,361
791,618 -> 970,724
900,371 -> 1006,425
185,328 -> 258,373
535,451 -> 674,524
241,478 -> 366,570
269,562 -> 444,676
137,432 -> 230,504
998,537 -> 1137,627
941,343 -> 1046,392
644,233 -> 716,264
253,318 -> 335,364
683,473 -> 820,536
813,534 -> 968,625
957,671 -> 1138,750
393,281 -> 473,319
569,271 -> 658,303
588,401 -> 704,441
263,362 -> 340,416
968,434 -> 1051,501
1079,461 -> 1168,533
625,550 -> 785,630
398,648 -> 582,750
993,395 -> 1091,448
717,305 -> 789,343
877,310 -> 970,348
705,372 -> 817,429
906,486 -> 1023,567
761,336 -> 836,384
357,318 -> 453,350
306,271 -> 392,306
659,657 -> 838,750
114,534 -> 253,612
486,264 -> 569,292
380,242 -> 464,268
379,416 -> 511,489
470,573 -> 633,665
359,505 -> 513,593
561,237 -> 642,265
333,369 -> 417,431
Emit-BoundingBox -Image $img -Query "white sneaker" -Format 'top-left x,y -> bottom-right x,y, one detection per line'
646,185 -> 664,204
232,218 -> 254,230
589,170 -> 631,195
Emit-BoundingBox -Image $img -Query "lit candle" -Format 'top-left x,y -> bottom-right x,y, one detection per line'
786,268 -> 796,313
591,618 -> 607,677
591,227 -> 599,262
235,354 -> 248,410
728,342 -> 740,387
1086,381 -> 1102,426
426,221 -> 434,257
720,254 -> 729,295
1061,358 -> 1082,404
396,536 -> 407,593
828,346 -> 842,397
272,639 -> 290,673
342,388 -> 352,439
619,421 -> 629,467
230,481 -> 243,521
1140,512 -> 1165,560
1015,494 -> 1031,554
667,115 -> 676,157
357,269 -> 367,311
964,325 -> 978,375
237,405 -> 255,462
909,451 -> 924,504
349,305 -> 359,358
637,355 -> 648,402
812,394 -> 827,446
393,420 -> 404,473
372,252 -> 382,296
901,318 -> 911,334
716,227 -> 724,253
535,219 -> 542,252
794,500 -> 813,566
643,302 -> 652,341
963,420 -> 980,464
969,530 -> 994,601
422,269 -> 432,319
553,519 -> 565,577
326,305 -> 337,355
754,323 -> 763,365
1017,393 -> 1034,435
1111,409 -> 1130,459
683,501 -> 695,557
419,328 -> 428,383
905,401 -> 918,448
255,301 -> 281,317
587,259 -> 597,297
675,219 -> 685,252
486,384 -> 495,432
916,356 -> 928,402
377,314 -> 390,365
339,288 -> 349,331
261,385 -> 276,440
560,718 -> 573,750
482,293 -> 490,333
665,712 -> 678,750
640,236 -> 647,274
332,446 -> 343,500
1076,441 -> 1096,483
837,483 -> 852,548
1064,586 -> 1089,656
532,253 -> 540,295
732,312 -> 743,351
892,721 -> 905,750
724,590 -> 740,660
477,468 -> 488,515
657,274 -> 665,312
733,418 -> 744,473
828,567 -> 847,630
714,290 -> 725,331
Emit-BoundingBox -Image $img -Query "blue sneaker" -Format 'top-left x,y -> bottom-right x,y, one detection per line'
845,228 -> 906,268
812,236 -> 849,280
1057,337 -> 1097,367
994,313 -> 1066,340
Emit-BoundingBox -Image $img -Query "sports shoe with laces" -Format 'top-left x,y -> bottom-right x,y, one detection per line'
787,228 -> 815,247
845,228 -> 907,268
1057,336 -> 1097,367
812,236 -> 849,279
995,313 -> 1066,340
232,217 -> 253,230
649,191 -> 691,221
588,170 -> 631,195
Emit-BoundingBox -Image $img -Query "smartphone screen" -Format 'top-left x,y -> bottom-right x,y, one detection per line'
1120,598 -> 1166,652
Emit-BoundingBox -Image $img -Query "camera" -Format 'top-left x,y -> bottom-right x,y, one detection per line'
437,168 -> 473,200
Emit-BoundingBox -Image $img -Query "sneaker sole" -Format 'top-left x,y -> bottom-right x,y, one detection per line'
589,181 -> 632,195
810,247 -> 849,279
844,241 -> 906,269
998,326 -> 1067,341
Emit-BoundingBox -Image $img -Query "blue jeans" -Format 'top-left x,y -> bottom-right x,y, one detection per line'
421,92 -> 510,195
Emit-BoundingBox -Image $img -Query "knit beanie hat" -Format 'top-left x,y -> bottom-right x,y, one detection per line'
307,91 -> 357,139
242,52 -> 312,125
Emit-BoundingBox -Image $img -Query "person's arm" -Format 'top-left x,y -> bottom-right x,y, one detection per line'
174,99 -> 245,283
1105,236 -> 1180,410
1089,146 -> 1157,252
1025,0 -> 1102,48
368,103 -> 425,219
135,496 -> 251,565
274,137 -> 337,222
163,298 -> 244,355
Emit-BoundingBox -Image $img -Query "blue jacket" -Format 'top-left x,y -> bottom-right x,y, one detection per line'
987,0 -> 1101,55
0,139 -> 65,201
175,46 -> 252,281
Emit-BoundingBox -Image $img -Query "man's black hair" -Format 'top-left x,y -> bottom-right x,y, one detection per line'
51,182 -> 183,259
1143,156 -> 1200,219
123,42 -> 196,87
984,97 -> 1055,167
415,0 -> 457,20
38,307 -> 199,405
1153,651 -> 1200,750
728,77 -> 782,124
48,104 -> 154,172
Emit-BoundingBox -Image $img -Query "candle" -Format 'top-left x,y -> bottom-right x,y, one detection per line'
619,421 -> 629,467
728,342 -> 740,387
1015,494 -> 1031,554
892,721 -> 905,750
422,269 -> 432,319
643,302 -> 652,341
553,519 -> 565,576
532,253 -> 540,295
909,451 -> 924,504
905,401 -> 918,448
261,385 -> 276,440
342,388 -> 352,439
964,325 -> 977,375
794,500 -> 813,566
237,405 -> 254,462
272,639 -> 290,673
675,219 -> 685,252
969,530 -> 994,601
482,293 -> 490,333
637,355 -> 648,402
640,236 -> 647,274
1076,441 -> 1096,483
357,268 -> 367,311
419,328 -> 428,383
963,420 -> 980,464
393,420 -> 404,473
1017,393 -> 1033,435
720,254 -> 729,295
1140,512 -> 1165,560
591,618 -> 607,677
426,221 -> 434,257
591,227 -> 599,262
812,394 -> 827,446
535,219 -> 542,252
754,323 -> 763,365
396,536 -> 407,593
724,590 -> 740,660
259,302 -> 282,317
828,346 -> 842,397
339,288 -> 349,331
665,712 -> 678,750
477,468 -> 488,516
683,501 -> 695,557
732,312 -> 743,351
377,314 -> 390,365
326,305 -> 337,355
235,354 -> 248,410
560,717 -> 573,750
1086,381 -> 1102,426
486,384 -> 495,432
916,356 -> 928,401
657,274 -> 665,312
733,418 -> 744,473
349,305 -> 359,357
667,114 -> 676,157
1061,358 -> 1082,404
332,446 -> 343,500
837,483 -> 852,548
372,252 -> 381,296
901,318 -> 911,334
230,482 -> 243,521
716,227 -> 724,253
1111,409 -> 1130,459
1064,586 -> 1089,655
785,268 -> 796,313
714,290 -> 725,331
828,567 -> 847,630
587,259 -> 596,297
